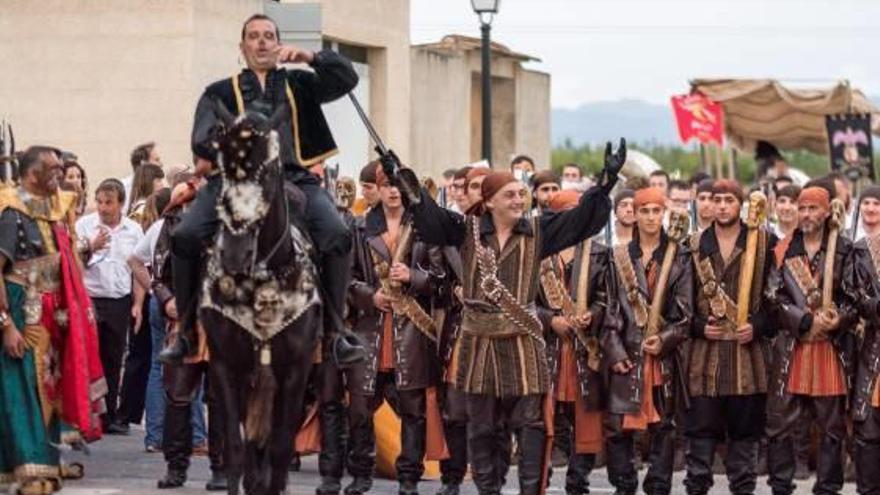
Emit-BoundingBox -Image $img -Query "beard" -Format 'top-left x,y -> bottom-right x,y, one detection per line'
716,216 -> 739,228
800,220 -> 820,234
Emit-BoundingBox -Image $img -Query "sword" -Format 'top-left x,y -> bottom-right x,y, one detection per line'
0,118 -> 16,186
348,93 -> 421,204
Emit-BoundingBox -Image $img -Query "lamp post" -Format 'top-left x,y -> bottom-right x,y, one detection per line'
471,0 -> 500,166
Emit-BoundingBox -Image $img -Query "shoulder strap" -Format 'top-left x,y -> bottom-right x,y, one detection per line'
612,244 -> 649,328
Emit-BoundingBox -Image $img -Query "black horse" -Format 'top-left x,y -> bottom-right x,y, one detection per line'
199,101 -> 321,495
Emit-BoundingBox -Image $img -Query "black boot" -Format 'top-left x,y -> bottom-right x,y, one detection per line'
565,453 -> 596,495
725,440 -> 758,495
643,420 -> 676,495
317,400 -> 347,494
332,330 -> 366,367
157,469 -> 187,489
605,435 -> 638,495
158,336 -> 190,365
435,483 -> 460,495
767,436 -> 796,495
205,470 -> 228,491
683,437 -> 716,495
855,439 -> 880,495
399,480 -> 419,495
344,477 -> 373,495
518,426 -> 547,495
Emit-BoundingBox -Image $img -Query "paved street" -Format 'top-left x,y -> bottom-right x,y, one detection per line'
58,425 -> 857,495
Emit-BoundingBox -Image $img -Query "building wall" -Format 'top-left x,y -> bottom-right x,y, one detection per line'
515,69 -> 552,168
0,0 -> 261,183
410,45 -> 551,178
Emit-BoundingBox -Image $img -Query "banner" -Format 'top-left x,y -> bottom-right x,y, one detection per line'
826,113 -> 875,181
671,93 -> 725,146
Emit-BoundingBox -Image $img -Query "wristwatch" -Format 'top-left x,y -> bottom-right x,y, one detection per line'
0,310 -> 10,328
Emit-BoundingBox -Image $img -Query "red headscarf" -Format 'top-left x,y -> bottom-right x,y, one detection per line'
548,190 -> 581,212
798,186 -> 830,210
633,187 -> 666,210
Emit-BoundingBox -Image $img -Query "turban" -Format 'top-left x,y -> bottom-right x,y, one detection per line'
614,188 -> 635,210
798,186 -> 830,209
711,179 -> 744,203
860,185 -> 880,204
481,172 -> 518,202
359,160 -> 379,184
696,178 -> 715,195
530,170 -> 560,190
548,190 -> 581,212
375,165 -> 389,188
633,187 -> 666,210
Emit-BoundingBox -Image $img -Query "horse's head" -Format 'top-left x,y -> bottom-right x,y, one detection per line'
211,100 -> 289,272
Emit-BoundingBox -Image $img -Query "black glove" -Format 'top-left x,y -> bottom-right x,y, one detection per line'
598,138 -> 626,193
378,149 -> 422,206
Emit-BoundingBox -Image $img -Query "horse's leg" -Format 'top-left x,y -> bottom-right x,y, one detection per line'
213,358 -> 245,495
270,314 -> 318,494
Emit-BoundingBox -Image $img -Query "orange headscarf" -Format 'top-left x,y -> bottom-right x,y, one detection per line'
548,190 -> 581,212
633,187 -> 666,210
798,186 -> 830,210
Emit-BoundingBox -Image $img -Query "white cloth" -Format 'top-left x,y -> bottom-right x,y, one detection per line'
76,213 -> 144,299
132,218 -> 164,266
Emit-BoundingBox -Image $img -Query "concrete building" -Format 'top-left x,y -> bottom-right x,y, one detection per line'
0,0 -> 549,186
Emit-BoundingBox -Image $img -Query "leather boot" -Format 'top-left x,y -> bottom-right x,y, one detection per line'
344,477 -> 373,495
683,437 -> 716,495
157,335 -> 190,365
517,426 -> 546,495
317,401 -> 347,494
205,470 -> 228,491
767,437 -> 796,495
565,453 -> 596,495
605,435 -> 638,495
319,251 -> 365,368
494,429 -> 512,488
435,483 -> 460,495
157,469 -> 187,489
814,434 -> 844,495
855,439 -> 880,495
725,440 -> 758,495
399,480 -> 419,495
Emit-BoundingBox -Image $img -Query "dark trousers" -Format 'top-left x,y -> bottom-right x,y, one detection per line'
855,405 -> 880,495
440,385 -> 468,486
466,393 -> 545,495
314,358 -> 347,488
348,372 -> 426,484
604,388 -> 677,495
171,170 -> 351,341
92,295 -> 132,426
163,361 -> 224,474
766,394 -> 846,495
118,296 -> 152,424
553,401 -> 596,495
683,394 -> 766,495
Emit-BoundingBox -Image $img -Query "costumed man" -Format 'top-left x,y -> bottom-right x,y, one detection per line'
311,176 -> 360,495
693,179 -> 715,233
531,170 -> 561,215
345,167 -> 446,495
394,140 -> 625,495
849,192 -> 880,495
603,187 -> 693,495
152,180 -> 227,490
612,189 -> 635,247
538,190 -> 613,495
161,13 -> 364,365
765,185 -> 858,495
352,161 -> 380,217
0,146 -> 106,495
683,180 -> 777,495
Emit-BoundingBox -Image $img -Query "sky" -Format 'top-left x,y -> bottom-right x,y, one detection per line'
410,0 -> 880,109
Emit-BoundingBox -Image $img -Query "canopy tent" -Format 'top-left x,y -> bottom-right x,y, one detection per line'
690,79 -> 880,155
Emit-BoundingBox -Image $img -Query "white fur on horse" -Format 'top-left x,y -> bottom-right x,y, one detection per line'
225,182 -> 268,224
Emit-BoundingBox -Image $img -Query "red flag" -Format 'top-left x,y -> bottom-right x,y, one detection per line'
671,93 -> 725,145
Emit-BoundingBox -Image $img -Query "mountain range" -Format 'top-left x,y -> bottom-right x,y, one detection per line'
552,96 -> 880,147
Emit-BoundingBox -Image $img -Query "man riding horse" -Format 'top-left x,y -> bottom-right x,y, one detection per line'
161,13 -> 364,365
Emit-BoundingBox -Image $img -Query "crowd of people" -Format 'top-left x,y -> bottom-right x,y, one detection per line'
3,11 -> 880,495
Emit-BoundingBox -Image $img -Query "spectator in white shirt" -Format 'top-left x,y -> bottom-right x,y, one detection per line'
76,179 -> 144,434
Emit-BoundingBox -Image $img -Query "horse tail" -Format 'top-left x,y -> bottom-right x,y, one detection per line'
245,349 -> 277,448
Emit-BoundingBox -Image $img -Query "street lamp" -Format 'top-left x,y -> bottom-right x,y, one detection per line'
471,0 -> 500,165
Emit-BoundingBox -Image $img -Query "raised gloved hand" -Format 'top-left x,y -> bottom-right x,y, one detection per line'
378,150 -> 422,206
598,138 -> 626,193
